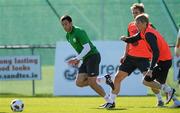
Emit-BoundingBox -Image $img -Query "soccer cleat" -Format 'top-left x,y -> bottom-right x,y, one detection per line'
156,100 -> 164,107
104,102 -> 115,109
170,100 -> 180,108
99,102 -> 115,109
105,74 -> 115,90
99,103 -> 108,108
165,88 -> 176,104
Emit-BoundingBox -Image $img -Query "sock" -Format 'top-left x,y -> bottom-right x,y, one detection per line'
110,74 -> 115,80
96,74 -> 114,84
161,84 -> 171,93
104,93 -> 109,102
110,93 -> 117,103
96,76 -> 106,84
104,93 -> 113,103
155,93 -> 163,101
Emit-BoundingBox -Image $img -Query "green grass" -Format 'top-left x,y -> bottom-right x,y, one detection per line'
0,66 -> 180,112
0,96 -> 179,113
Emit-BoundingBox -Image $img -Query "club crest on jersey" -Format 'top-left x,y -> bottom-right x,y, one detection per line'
73,38 -> 77,43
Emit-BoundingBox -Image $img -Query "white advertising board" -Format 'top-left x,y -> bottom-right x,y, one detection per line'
0,56 -> 41,80
54,41 -> 147,96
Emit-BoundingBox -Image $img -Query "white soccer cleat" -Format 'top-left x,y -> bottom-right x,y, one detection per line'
170,100 -> 180,108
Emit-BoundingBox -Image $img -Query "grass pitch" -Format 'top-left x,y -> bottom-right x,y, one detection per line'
0,96 -> 179,113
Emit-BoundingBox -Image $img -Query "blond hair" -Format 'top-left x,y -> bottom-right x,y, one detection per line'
131,3 -> 145,13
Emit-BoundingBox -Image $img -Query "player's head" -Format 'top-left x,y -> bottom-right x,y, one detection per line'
60,15 -> 73,33
135,13 -> 149,31
131,3 -> 145,18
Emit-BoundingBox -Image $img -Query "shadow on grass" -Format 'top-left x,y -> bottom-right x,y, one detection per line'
92,107 -> 127,111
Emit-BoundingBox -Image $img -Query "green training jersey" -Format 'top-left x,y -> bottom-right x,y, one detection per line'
66,26 -> 99,60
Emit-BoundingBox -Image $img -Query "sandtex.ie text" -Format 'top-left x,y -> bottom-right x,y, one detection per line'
0,72 -> 38,80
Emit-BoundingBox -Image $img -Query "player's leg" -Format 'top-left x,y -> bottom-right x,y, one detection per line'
142,71 -> 164,107
96,74 -> 114,90
151,88 -> 164,107
138,58 -> 164,106
85,53 -> 112,104
142,77 -> 161,90
76,62 -> 89,87
100,70 -> 129,109
75,73 -> 89,87
143,60 -> 175,104
112,71 -> 128,95
102,56 -> 136,109
155,60 -> 177,105
142,79 -> 164,107
86,53 -> 105,97
110,70 -> 129,103
143,70 -> 173,105
88,76 -> 106,97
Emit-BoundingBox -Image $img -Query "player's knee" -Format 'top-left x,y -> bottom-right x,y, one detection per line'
142,77 -> 152,86
88,77 -> 97,86
76,80 -> 85,87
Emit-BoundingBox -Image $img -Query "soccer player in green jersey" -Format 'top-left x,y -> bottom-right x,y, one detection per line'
60,15 -> 114,107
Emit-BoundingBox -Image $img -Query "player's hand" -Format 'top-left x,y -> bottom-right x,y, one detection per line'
120,56 -> 126,64
67,58 -> 80,67
120,36 -> 127,41
145,69 -> 153,78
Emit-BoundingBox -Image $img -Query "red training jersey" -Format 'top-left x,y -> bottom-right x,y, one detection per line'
140,26 -> 172,61
127,21 -> 151,59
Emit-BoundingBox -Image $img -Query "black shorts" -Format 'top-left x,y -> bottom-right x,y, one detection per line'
79,53 -> 101,77
119,55 -> 150,75
144,60 -> 172,84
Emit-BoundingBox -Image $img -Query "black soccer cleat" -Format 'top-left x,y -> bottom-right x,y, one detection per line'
105,102 -> 115,109
99,103 -> 108,108
105,74 -> 115,90
156,100 -> 164,107
99,102 -> 115,109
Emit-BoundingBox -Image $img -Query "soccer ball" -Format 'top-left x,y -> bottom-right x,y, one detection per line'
10,99 -> 24,112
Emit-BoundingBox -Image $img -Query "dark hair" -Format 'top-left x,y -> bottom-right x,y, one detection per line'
131,3 -> 145,13
60,15 -> 72,22
135,13 -> 149,25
